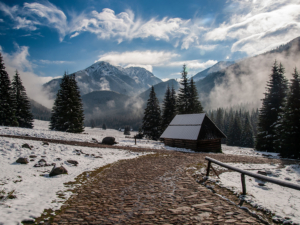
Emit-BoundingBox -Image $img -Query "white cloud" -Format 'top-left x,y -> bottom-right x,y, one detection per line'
167,59 -> 217,70
0,1 -> 67,41
39,59 -> 73,64
205,1 -> 300,55
1,0 -> 300,55
97,50 -> 178,70
0,45 -> 54,108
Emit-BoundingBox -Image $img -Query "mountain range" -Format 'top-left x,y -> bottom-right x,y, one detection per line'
44,61 -> 162,98
33,36 -> 300,128
192,61 -> 234,82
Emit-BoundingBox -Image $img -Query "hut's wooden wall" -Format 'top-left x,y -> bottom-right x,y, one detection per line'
164,138 -> 222,153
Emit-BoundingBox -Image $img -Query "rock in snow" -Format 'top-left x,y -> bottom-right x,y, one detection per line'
16,157 -> 29,164
49,164 -> 68,177
102,136 -> 116,145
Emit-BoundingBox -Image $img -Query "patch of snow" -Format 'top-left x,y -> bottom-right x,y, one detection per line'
214,163 -> 300,224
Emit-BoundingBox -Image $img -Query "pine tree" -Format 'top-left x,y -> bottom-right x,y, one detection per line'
50,73 -> 84,133
142,86 -> 162,140
177,64 -> 190,114
102,123 -> 106,130
0,53 -> 18,126
241,113 -> 254,147
276,68 -> 300,158
11,70 -> 34,128
227,111 -> 242,146
161,85 -> 177,132
188,77 -> 203,113
124,125 -> 131,135
256,61 -> 288,152
215,108 -> 224,132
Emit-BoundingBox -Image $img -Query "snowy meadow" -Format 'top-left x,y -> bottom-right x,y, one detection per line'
0,120 -> 300,224
0,120 -> 151,225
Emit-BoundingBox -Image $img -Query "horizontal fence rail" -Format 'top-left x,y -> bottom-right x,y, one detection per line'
205,156 -> 300,195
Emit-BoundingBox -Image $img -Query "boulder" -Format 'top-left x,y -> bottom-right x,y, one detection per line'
49,165 -> 68,177
102,137 -> 116,145
67,160 -> 78,166
16,157 -> 29,164
22,144 -> 31,149
91,138 -> 98,143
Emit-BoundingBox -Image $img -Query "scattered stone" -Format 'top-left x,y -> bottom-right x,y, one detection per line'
94,156 -> 103,158
21,219 -> 35,223
22,143 -> 31,149
91,138 -> 98,143
285,177 -> 291,181
16,157 -> 29,164
30,159 -> 35,161
191,212 -> 211,221
34,159 -> 53,167
257,171 -> 267,176
42,142 -> 49,146
168,206 -> 192,214
67,160 -> 78,166
29,155 -> 37,158
49,165 -> 68,177
258,183 -> 265,186
192,202 -> 213,209
55,158 -> 61,161
25,134 -> 30,136
102,137 -> 117,145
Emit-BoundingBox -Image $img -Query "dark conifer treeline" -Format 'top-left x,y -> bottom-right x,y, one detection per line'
0,53 -> 33,128
256,62 -> 300,158
208,106 -> 258,148
143,65 -> 204,140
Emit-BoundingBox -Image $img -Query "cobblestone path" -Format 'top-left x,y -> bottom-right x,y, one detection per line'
40,151 -> 282,225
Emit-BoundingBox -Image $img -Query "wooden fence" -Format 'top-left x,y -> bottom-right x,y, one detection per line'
205,156 -> 300,195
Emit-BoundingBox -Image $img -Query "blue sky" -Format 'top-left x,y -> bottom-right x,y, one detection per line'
1,0 -> 300,84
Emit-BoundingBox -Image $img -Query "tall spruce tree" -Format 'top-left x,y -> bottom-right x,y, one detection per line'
0,53 -> 18,126
256,61 -> 288,152
276,68 -> 300,158
187,77 -> 203,113
162,86 -> 172,132
241,113 -> 254,147
170,85 -> 177,116
177,64 -> 190,114
142,86 -> 162,140
227,111 -> 242,146
161,85 -> 177,132
12,70 -> 34,128
50,73 -> 84,133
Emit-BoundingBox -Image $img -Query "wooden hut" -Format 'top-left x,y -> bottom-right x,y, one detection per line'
160,113 -> 226,152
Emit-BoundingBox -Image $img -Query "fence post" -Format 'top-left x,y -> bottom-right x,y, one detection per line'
135,137 -> 136,145
206,161 -> 211,177
241,173 -> 246,195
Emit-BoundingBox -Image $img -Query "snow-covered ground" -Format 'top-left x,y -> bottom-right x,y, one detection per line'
1,120 -> 300,224
216,163 -> 300,224
0,120 -> 150,225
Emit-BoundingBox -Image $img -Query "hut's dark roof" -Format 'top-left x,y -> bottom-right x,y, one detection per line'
160,113 -> 226,140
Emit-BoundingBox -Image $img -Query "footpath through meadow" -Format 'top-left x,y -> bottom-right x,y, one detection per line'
32,145 -> 283,225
